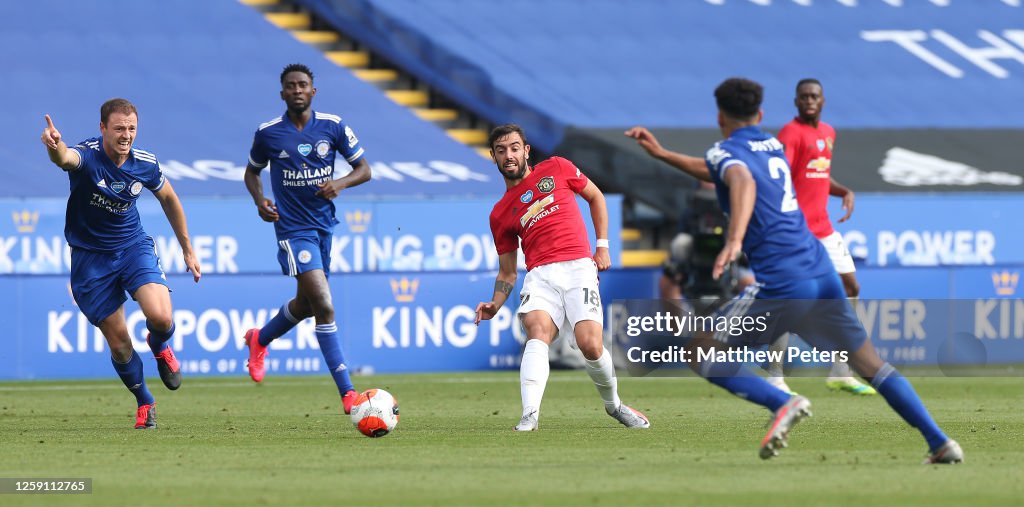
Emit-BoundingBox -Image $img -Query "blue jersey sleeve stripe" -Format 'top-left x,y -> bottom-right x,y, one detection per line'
70,146 -> 85,169
258,117 -> 283,131
314,112 -> 341,123
248,154 -> 269,168
134,153 -> 157,164
151,175 -> 166,193
719,159 -> 745,177
345,148 -> 365,163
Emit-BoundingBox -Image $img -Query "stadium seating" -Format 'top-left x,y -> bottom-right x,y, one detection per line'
0,0 -> 495,198
292,0 -> 1024,151
291,0 -> 1024,241
3,0 -> 1022,384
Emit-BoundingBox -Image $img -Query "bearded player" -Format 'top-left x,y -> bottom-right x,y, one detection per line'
474,124 -> 649,431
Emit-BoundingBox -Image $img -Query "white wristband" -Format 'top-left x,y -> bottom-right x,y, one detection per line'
596,239 -> 610,249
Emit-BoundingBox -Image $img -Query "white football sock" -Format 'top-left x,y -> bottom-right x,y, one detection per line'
767,333 -> 788,378
520,339 -> 550,416
584,348 -> 621,414
829,359 -> 854,379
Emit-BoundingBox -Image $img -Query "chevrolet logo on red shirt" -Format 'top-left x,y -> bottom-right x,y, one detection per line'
806,157 -> 831,173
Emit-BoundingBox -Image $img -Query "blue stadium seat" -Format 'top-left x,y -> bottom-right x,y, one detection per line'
1,0 -> 495,198
294,0 -> 1024,152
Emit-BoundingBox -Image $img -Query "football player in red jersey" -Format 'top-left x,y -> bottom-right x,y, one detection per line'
474,124 -> 649,431
768,78 -> 875,396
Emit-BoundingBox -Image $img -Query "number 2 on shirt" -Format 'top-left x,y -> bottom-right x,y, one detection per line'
768,156 -> 799,213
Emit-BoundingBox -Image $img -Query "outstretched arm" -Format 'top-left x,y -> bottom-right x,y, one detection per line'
713,163 -> 756,280
40,114 -> 81,171
578,180 -> 610,271
625,126 -> 712,182
474,250 -> 518,324
317,158 -> 372,199
829,177 -> 855,223
153,181 -> 201,282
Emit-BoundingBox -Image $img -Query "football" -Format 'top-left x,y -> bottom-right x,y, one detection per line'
350,388 -> 399,437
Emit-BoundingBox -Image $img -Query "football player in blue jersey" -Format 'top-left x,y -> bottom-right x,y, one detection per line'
41,99 -> 202,429
625,78 -> 961,464
242,64 -> 371,415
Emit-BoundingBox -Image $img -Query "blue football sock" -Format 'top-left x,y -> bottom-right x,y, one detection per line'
871,363 -> 948,451
315,322 -> 354,395
111,351 -> 155,407
146,321 -> 175,354
259,300 -> 300,347
700,359 -> 790,412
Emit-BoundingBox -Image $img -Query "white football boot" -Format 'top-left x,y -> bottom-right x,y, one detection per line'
759,395 -> 812,459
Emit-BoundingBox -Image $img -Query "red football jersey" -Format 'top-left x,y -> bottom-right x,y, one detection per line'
489,157 -> 592,271
777,117 -> 837,239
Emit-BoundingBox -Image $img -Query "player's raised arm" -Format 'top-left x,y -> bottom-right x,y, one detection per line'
153,181 -> 201,283
625,126 -> 712,182
578,180 -> 610,271
713,163 -> 756,280
41,114 -> 81,171
475,250 -> 518,324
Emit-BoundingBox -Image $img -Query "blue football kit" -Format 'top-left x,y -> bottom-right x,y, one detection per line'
248,111 -> 365,277
246,110 -> 366,398
67,137 -> 168,325
706,126 -> 834,293
697,126 -> 950,454
704,126 -> 865,351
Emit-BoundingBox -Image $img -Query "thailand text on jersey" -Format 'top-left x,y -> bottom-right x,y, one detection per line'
704,126 -> 834,288
777,117 -> 836,239
66,137 -> 165,252
489,157 -> 592,271
248,111 -> 365,237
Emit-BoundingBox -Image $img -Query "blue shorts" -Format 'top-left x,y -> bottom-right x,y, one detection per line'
277,231 -> 331,278
70,236 -> 168,326
712,272 -> 867,352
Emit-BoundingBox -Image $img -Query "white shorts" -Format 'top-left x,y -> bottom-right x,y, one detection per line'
820,231 -> 856,275
517,257 -> 603,335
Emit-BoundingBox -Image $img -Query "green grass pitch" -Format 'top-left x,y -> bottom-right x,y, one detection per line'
1,372 -> 1021,506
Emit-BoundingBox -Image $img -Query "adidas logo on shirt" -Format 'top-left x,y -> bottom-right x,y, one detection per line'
278,150 -> 289,159
97,178 -> 107,188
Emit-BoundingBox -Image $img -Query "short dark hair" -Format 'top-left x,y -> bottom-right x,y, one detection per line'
100,98 -> 138,124
796,78 -> 822,93
488,124 -> 528,149
714,78 -> 763,120
281,63 -> 314,84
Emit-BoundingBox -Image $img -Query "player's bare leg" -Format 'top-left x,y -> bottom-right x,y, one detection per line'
575,320 -> 649,428
839,271 -> 861,299
827,274 -> 876,394
516,311 -> 557,431
135,283 -> 181,390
